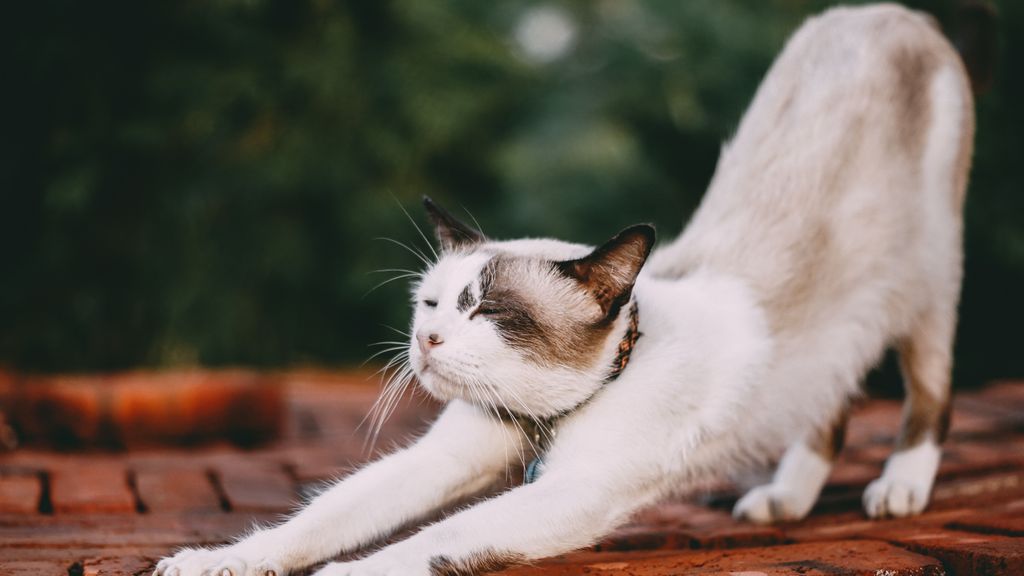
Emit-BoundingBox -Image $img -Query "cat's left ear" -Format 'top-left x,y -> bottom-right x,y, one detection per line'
556,224 -> 655,318
423,196 -> 485,252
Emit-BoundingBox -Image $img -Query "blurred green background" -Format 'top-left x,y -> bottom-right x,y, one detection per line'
2,0 -> 1020,388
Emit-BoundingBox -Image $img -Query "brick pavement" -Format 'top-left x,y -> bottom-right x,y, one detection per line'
1,372 -> 1022,575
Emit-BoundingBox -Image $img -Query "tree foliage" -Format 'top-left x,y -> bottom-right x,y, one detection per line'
2,0 -> 1020,386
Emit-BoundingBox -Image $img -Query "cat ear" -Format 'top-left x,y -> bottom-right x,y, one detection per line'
423,196 -> 485,252
556,224 -> 655,318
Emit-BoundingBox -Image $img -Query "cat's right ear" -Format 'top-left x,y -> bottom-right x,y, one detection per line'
423,196 -> 485,252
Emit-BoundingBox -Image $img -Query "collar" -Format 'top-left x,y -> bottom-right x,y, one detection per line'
517,300 -> 641,483
605,300 -> 641,384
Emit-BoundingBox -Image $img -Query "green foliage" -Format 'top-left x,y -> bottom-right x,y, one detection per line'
2,0 -> 1021,386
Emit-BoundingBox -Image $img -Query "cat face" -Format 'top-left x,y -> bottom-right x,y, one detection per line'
407,198 -> 654,419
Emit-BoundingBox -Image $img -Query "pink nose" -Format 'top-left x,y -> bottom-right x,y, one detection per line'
417,331 -> 444,354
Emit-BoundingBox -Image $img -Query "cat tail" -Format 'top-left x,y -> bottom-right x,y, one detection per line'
953,0 -> 997,95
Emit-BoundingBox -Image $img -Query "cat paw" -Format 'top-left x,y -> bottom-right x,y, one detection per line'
863,442 -> 940,518
733,484 -> 815,524
153,546 -> 285,576
863,476 -> 930,518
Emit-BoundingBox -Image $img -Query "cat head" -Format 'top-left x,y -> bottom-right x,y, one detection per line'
408,197 -> 654,419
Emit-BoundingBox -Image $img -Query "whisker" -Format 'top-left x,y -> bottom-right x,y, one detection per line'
460,204 -> 486,237
375,236 -> 432,267
368,268 -> 422,276
393,195 -> 440,262
380,324 -> 412,338
362,272 -> 422,298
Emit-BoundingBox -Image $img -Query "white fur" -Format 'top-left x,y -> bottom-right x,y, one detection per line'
733,442 -> 833,523
156,5 -> 973,575
864,439 -> 942,518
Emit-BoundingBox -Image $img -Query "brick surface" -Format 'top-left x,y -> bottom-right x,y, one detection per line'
50,463 -> 136,514
134,468 -> 222,514
0,560 -> 76,575
216,461 -> 296,512
0,373 -> 1022,575
876,528 -> 1024,575
0,474 -> 41,514
949,500 -> 1024,536
498,540 -> 945,575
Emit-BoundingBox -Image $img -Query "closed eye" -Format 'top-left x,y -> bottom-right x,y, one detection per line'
472,301 -> 505,317
423,299 -> 438,308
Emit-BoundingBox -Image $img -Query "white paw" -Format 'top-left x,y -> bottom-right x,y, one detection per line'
863,441 -> 940,519
733,484 -> 816,524
863,476 -> 931,518
153,546 -> 285,576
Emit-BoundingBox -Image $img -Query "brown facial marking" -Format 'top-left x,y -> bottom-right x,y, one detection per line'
456,284 -> 476,313
810,406 -> 850,461
476,256 -> 613,370
429,551 -> 524,576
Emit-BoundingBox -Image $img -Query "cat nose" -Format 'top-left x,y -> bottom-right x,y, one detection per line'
417,331 -> 444,354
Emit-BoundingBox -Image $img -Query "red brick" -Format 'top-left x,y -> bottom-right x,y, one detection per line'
50,464 -> 135,514
827,458 -> 882,488
216,461 -> 295,512
939,439 -> 1024,477
975,380 -> 1024,411
13,376 -> 103,446
0,513 -> 278,550
845,400 -> 902,448
134,468 -> 221,514
876,528 -> 1024,575
0,561 -> 76,575
81,554 -> 159,576
498,540 -> 944,575
594,526 -> 696,551
109,370 -> 284,447
784,508 -> 973,542
0,474 -> 41,514
621,501 -> 788,549
949,500 -> 1024,536
931,470 -> 1024,509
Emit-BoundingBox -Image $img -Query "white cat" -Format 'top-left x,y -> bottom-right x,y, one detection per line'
156,4 -> 980,575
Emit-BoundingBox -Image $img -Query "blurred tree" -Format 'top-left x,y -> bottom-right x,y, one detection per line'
1,0 -> 1020,388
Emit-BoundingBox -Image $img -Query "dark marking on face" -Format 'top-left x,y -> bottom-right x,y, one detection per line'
429,550 -> 523,576
474,255 -> 612,370
456,284 -> 477,313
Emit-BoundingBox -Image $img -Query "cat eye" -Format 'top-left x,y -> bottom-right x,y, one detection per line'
423,299 -> 438,308
472,302 -> 503,317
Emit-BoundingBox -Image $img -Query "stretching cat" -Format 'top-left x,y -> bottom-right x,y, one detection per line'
156,4 -> 982,575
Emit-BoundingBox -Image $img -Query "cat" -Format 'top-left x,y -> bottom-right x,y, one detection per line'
155,4 -> 986,575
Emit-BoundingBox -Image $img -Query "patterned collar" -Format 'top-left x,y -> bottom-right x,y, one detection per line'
518,300 -> 641,483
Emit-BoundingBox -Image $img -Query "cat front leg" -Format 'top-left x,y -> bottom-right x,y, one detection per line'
154,400 -> 524,576
313,452 -> 666,576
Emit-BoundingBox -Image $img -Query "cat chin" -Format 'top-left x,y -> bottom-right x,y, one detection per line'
413,368 -> 463,403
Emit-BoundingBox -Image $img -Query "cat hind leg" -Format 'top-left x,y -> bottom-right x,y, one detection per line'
733,407 -> 848,524
863,309 -> 954,518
